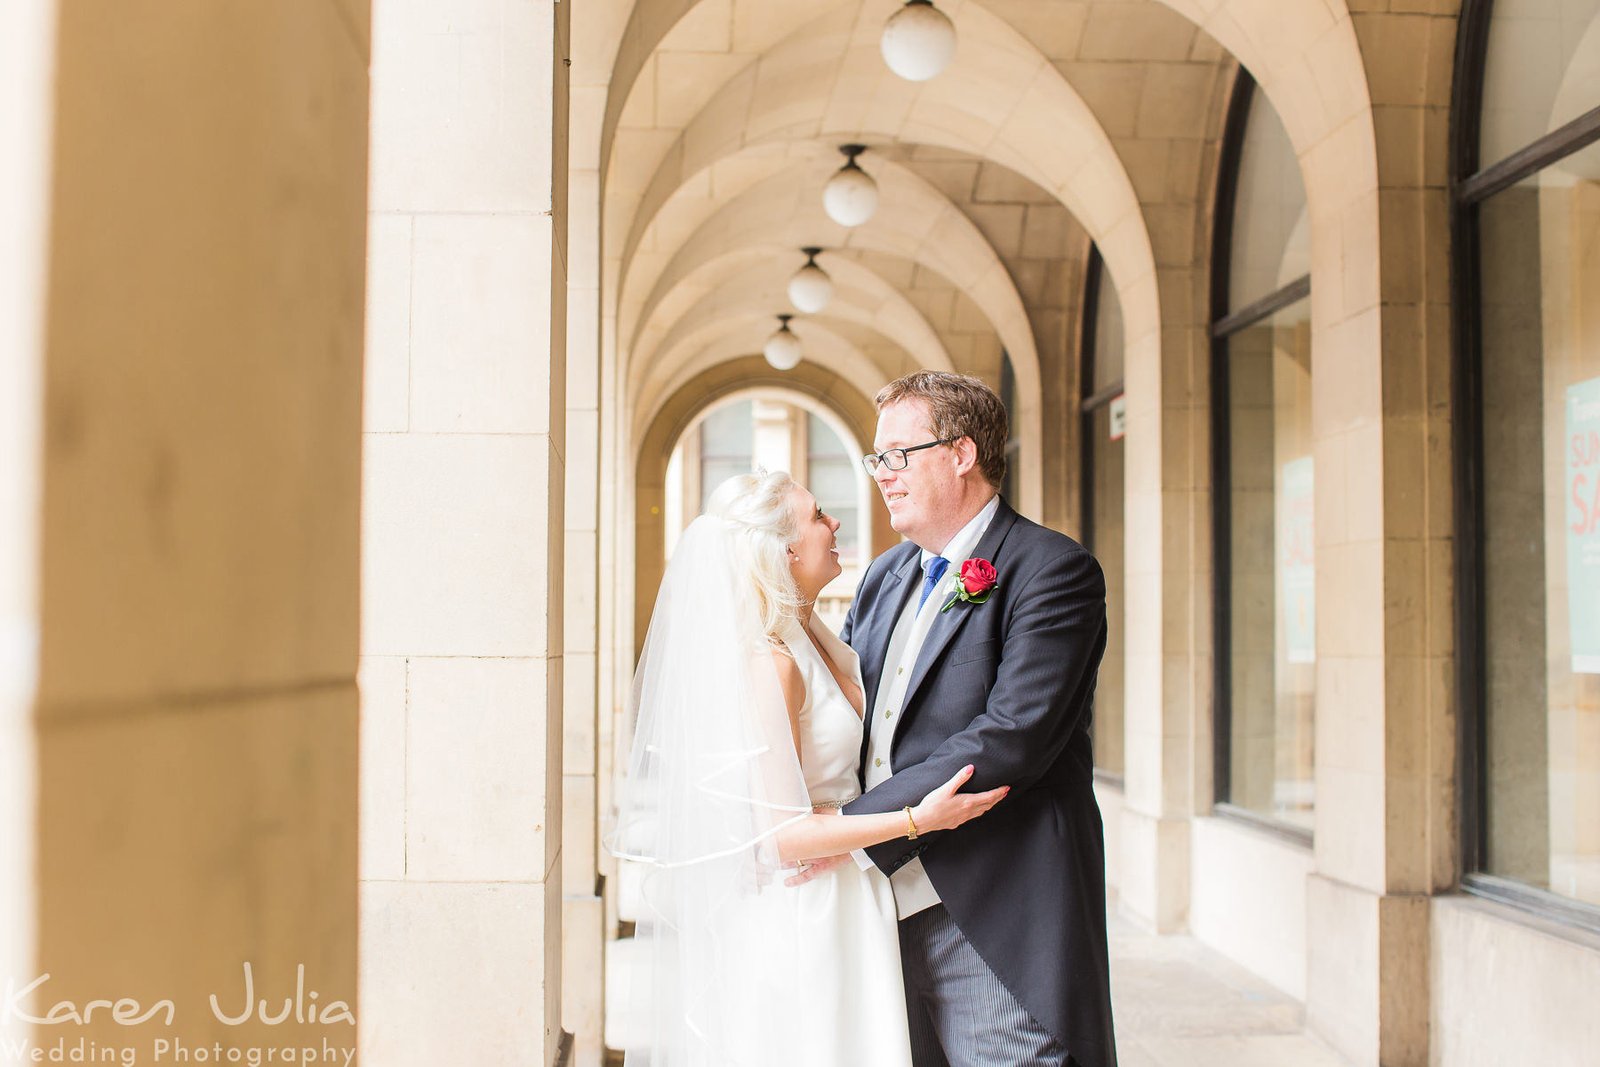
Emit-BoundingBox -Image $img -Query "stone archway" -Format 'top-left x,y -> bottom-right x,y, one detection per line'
576,2 -> 1457,1062
633,356 -> 892,657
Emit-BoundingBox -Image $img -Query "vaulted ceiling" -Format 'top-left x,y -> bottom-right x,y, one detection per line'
575,0 -> 1300,517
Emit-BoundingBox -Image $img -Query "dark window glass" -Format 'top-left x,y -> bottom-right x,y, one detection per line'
1085,254 -> 1125,778
698,400 -> 754,510
1213,75 -> 1316,831
807,413 -> 861,565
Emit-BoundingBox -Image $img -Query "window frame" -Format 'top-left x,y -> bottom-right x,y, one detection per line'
1208,68 -> 1315,844
805,411 -> 863,566
1450,0 -> 1600,934
695,398 -> 757,512
1000,353 -> 1021,503
1080,245 -> 1125,788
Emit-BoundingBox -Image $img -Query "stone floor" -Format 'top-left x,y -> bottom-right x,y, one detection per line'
1107,910 -> 1351,1067
605,879 -> 1352,1065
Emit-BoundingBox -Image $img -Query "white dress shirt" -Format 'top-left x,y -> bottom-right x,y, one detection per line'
855,494 -> 1000,918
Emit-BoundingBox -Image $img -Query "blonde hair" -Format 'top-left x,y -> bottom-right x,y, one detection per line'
704,470 -> 805,643
876,370 -> 1009,488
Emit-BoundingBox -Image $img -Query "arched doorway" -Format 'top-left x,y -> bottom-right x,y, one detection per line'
662,388 -> 875,630
632,357 -> 894,658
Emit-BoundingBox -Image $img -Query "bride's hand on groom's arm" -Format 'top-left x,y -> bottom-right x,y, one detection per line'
785,767 -> 1009,886
911,764 -> 1009,833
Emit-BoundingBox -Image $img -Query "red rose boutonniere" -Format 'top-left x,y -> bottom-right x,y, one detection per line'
941,558 -> 999,613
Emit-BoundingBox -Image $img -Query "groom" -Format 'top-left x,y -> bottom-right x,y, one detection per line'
805,372 -> 1116,1067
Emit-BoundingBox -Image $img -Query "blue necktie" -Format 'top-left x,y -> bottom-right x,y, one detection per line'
919,556 -> 949,611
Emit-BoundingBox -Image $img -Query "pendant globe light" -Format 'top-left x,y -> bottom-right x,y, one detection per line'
881,0 -> 956,82
787,247 -> 834,314
763,314 -> 803,371
823,145 -> 878,228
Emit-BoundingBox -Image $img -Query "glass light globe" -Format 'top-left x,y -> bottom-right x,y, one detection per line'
763,319 -> 803,371
881,0 -> 956,82
823,159 -> 878,227
788,250 -> 834,314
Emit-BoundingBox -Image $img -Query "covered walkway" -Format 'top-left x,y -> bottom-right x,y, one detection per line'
602,894 -> 1353,1066
4,2 -> 1599,1066
1107,906 -> 1348,1067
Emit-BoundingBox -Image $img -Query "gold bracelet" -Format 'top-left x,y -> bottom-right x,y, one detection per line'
904,806 -> 919,840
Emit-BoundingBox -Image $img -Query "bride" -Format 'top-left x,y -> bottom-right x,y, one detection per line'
611,470 -> 1008,1066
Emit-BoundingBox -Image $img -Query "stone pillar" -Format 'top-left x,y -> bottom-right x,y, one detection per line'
792,404 -> 812,489
1115,177 -> 1221,935
24,0 -> 367,1059
1296,9 -> 1458,1065
361,1 -> 570,1063
1117,261 -> 1208,934
562,10 -> 608,1060
598,331 -> 628,924
0,1 -> 52,1045
679,425 -> 705,523
752,397 -> 797,474
1117,295 -> 1188,934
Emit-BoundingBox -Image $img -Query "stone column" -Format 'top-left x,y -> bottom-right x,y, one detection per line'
361,1 -> 570,1064
25,0 -> 367,1058
1117,258 -> 1210,934
680,425 -> 705,523
562,9 -> 608,1060
0,1 -> 52,1044
1296,9 -> 1458,1065
1115,144 -> 1224,936
752,397 -> 797,474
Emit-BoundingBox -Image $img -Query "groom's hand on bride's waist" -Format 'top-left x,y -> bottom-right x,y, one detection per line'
784,853 -> 849,887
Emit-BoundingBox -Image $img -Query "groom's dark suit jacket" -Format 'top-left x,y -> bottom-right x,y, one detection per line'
842,497 -> 1116,1067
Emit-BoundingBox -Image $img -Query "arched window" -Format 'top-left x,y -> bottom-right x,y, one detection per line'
697,399 -> 755,510
806,412 -> 861,566
1000,353 -> 1020,502
1210,71 -> 1315,836
1081,247 -> 1126,780
663,392 -> 871,627
1454,0 -> 1600,925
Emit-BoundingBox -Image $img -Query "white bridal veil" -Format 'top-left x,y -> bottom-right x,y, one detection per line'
608,515 -> 815,1066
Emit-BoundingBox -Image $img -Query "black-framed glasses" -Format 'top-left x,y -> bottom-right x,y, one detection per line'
860,438 -> 955,474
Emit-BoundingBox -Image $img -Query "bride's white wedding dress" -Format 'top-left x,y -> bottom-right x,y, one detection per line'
612,515 -> 912,1066
777,614 -> 913,1067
